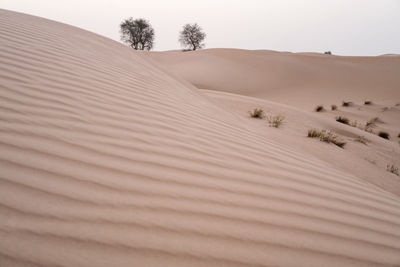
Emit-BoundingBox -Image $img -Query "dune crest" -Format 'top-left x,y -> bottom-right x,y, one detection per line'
1,9 -> 400,267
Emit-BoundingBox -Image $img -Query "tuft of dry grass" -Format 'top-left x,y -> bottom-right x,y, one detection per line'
314,105 -> 324,112
335,116 -> 350,125
342,101 -> 353,107
365,117 -> 380,128
331,104 -> 337,111
307,129 -> 320,138
266,115 -> 285,128
371,117 -> 381,123
307,129 -> 346,148
378,131 -> 390,140
364,117 -> 380,132
350,120 -> 360,127
248,108 -> 265,119
354,136 -> 369,145
364,127 -> 374,134
386,165 -> 399,176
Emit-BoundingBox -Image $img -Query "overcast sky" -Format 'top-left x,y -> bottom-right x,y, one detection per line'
1,0 -> 399,55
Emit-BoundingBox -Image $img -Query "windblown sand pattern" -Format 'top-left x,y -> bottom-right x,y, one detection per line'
1,9 -> 400,267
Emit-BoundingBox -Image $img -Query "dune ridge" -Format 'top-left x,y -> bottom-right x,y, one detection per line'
1,9 -> 400,266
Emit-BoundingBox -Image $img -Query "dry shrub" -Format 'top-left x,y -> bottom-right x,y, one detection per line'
266,115 -> 285,128
315,105 -> 324,112
365,117 -> 380,128
249,108 -> 265,119
350,120 -> 360,127
342,101 -> 353,107
335,116 -> 350,125
354,136 -> 369,145
387,165 -> 399,176
307,129 -> 346,148
307,129 -> 321,138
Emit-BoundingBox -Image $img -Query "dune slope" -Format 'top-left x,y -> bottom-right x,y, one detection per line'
1,10 -> 400,267
149,49 -> 400,109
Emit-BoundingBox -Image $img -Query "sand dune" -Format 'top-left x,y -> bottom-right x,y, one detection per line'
149,49 -> 400,109
1,9 -> 400,267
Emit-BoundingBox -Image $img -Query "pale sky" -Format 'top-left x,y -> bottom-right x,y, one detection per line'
1,0 -> 399,56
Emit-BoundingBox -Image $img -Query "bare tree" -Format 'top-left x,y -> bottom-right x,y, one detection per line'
120,18 -> 154,50
179,23 -> 206,51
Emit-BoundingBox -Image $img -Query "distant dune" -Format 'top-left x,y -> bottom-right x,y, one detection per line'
1,9 -> 400,267
379,54 -> 400,57
149,48 -> 400,109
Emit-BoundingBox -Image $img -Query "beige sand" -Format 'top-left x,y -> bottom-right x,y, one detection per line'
149,49 -> 400,109
1,9 -> 400,267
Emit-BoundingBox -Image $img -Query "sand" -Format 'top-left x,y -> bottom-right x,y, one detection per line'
1,9 -> 400,267
149,49 -> 400,110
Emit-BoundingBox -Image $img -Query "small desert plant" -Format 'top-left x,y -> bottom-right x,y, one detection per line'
315,105 -> 324,112
350,120 -> 360,127
364,126 -> 374,133
342,101 -> 352,107
248,108 -> 265,119
371,117 -> 381,123
307,129 -> 321,138
378,131 -> 390,140
319,132 -> 346,148
266,115 -> 285,128
364,117 -> 379,132
365,117 -> 380,128
307,129 -> 346,148
331,104 -> 337,111
354,136 -> 369,145
386,165 -> 399,176
364,100 -> 372,105
335,116 -> 350,125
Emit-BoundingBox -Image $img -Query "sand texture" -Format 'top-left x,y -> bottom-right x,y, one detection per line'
1,9 -> 400,267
